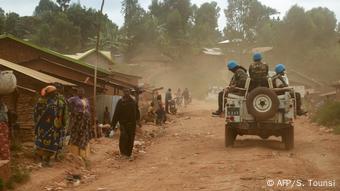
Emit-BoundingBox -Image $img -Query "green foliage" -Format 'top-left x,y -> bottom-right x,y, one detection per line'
0,178 -> 3,191
4,12 -> 20,36
1,0 -> 339,74
10,139 -> 22,152
224,0 -> 277,41
313,101 -> 340,127
34,0 -> 59,16
0,8 -> 5,34
4,167 -> 30,190
32,11 -> 81,53
192,2 -> 221,47
56,0 -> 71,11
334,125 -> 340,135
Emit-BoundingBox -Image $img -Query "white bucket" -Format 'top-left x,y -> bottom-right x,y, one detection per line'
0,70 -> 17,95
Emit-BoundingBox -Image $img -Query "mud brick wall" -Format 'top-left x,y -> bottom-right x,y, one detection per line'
16,92 -> 36,142
0,123 -> 10,160
2,90 -> 37,142
0,160 -> 11,182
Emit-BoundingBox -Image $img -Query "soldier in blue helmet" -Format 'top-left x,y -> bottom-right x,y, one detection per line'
212,60 -> 248,116
272,64 -> 288,88
273,64 -> 307,116
249,52 -> 269,90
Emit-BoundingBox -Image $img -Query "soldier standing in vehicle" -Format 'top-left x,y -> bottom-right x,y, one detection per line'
212,60 -> 248,116
249,52 -> 269,90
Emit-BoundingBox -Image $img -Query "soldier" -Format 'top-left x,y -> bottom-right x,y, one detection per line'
212,60 -> 248,116
273,64 -> 307,116
249,52 -> 269,90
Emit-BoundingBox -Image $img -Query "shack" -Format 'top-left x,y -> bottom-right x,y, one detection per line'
0,58 -> 75,141
65,48 -> 142,91
0,34 -> 139,96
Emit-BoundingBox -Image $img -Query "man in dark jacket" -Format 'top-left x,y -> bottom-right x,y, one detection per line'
212,60 -> 248,116
249,52 -> 269,90
111,89 -> 140,159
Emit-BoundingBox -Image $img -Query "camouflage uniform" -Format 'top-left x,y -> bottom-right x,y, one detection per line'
249,61 -> 269,89
229,67 -> 248,88
215,67 -> 248,114
272,73 -> 288,88
272,72 -> 305,115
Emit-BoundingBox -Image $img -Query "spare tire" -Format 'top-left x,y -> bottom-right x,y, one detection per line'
246,87 -> 279,121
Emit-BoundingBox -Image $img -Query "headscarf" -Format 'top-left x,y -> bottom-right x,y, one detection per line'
40,85 -> 57,96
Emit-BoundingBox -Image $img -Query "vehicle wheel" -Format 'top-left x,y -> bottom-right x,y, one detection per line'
246,87 -> 279,121
282,125 -> 294,150
225,124 -> 237,147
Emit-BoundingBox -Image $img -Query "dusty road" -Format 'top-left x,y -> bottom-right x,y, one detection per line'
17,101 -> 340,191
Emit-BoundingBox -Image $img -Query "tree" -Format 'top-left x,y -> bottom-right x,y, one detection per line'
277,5 -> 314,52
56,0 -> 71,11
33,12 -> 81,53
224,0 -> 277,41
66,4 -> 98,50
192,2 -> 221,47
4,12 -> 20,36
34,0 -> 59,16
307,7 -> 337,47
149,0 -> 193,58
121,0 -> 146,57
0,8 -> 5,34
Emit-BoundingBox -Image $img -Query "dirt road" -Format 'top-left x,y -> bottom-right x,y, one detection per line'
17,101 -> 340,191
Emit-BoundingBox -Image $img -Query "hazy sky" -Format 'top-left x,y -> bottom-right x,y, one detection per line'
0,0 -> 339,31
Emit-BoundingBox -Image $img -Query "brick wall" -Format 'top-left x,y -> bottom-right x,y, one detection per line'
0,160 -> 11,182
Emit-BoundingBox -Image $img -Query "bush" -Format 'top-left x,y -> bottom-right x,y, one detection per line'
313,101 -> 340,126
4,167 -> 30,190
334,125 -> 340,135
0,178 -> 4,191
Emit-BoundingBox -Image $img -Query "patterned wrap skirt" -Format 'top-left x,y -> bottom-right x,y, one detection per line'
69,112 -> 91,149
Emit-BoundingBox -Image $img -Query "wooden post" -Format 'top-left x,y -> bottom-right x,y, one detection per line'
93,0 -> 105,138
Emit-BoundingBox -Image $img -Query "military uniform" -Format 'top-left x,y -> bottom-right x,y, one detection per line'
229,67 -> 248,88
272,73 -> 288,88
272,72 -> 306,115
249,61 -> 269,89
216,67 -> 248,114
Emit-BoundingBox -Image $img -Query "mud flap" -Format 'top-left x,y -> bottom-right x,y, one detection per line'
282,125 -> 294,150
225,124 -> 237,147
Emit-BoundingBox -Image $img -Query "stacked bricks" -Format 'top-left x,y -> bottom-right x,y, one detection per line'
0,122 -> 10,160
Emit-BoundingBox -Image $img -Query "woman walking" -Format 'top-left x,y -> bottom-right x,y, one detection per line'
34,86 -> 68,166
68,88 -> 91,158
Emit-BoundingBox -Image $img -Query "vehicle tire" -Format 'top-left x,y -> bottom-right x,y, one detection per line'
225,124 -> 236,147
282,125 -> 294,150
246,87 -> 279,121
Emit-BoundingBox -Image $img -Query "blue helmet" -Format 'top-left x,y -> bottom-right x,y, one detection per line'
253,52 -> 262,61
227,60 -> 238,70
275,64 -> 286,74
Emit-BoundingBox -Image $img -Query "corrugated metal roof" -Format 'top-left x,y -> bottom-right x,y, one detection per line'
0,34 -> 110,75
0,59 -> 76,86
